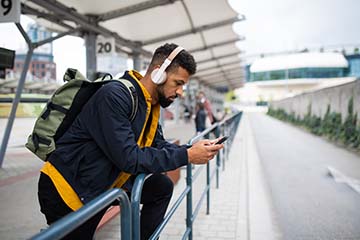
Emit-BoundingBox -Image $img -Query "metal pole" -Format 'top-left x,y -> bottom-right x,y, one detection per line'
0,49 -> 33,167
215,126 -> 221,188
132,52 -> 141,72
206,162 -> 210,215
84,32 -> 97,80
118,192 -> 132,240
205,133 -> 210,214
221,125 -> 226,171
186,162 -> 193,240
0,23 -> 34,168
131,174 -> 147,240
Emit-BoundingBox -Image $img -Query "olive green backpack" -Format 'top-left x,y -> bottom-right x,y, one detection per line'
25,68 -> 138,161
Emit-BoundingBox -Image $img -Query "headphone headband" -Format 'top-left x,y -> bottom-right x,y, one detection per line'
167,46 -> 184,61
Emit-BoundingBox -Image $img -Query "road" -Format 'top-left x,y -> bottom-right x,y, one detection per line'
249,113 -> 360,240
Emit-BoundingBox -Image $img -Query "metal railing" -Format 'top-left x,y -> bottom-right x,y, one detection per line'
28,111 -> 242,240
131,111 -> 242,240
29,188 -> 132,240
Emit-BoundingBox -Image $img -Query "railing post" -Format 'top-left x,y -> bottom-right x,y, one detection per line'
226,120 -> 231,161
221,124 -> 226,171
186,162 -> 193,240
118,191 -> 132,240
131,174 -> 148,240
205,132 -> 211,215
214,126 -> 221,188
0,46 -> 33,168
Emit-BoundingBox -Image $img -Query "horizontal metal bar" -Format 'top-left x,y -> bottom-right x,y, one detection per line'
99,0 -> 179,21
150,186 -> 191,240
30,188 -> 131,240
29,0 -> 152,57
34,28 -> 79,48
0,98 -> 49,103
192,185 -> 210,222
21,3 -> 76,31
188,123 -> 219,145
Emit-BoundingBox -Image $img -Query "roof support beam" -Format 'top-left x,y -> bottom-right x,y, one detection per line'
142,16 -> 245,45
195,66 -> 243,78
196,60 -> 242,73
196,51 -> 243,65
21,3 -> 77,30
196,69 -> 244,81
29,0 -> 152,57
205,74 -> 244,84
98,0 -> 179,21
207,75 -> 244,84
189,38 -> 245,54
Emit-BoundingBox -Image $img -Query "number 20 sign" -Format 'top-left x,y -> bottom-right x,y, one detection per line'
96,36 -> 115,56
0,0 -> 20,23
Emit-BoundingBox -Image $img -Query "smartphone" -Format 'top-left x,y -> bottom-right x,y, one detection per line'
215,136 -> 229,145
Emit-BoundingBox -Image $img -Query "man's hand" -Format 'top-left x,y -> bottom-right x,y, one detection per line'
187,138 -> 224,164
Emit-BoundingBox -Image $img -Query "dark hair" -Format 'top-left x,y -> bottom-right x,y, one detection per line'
149,43 -> 196,75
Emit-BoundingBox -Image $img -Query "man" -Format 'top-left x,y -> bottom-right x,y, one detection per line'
37,43 -> 223,239
197,91 -> 216,124
195,102 -> 207,134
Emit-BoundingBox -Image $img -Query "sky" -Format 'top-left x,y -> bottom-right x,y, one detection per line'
1,0 -> 360,82
229,0 -> 360,59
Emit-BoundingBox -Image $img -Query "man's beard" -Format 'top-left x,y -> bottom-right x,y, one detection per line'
158,87 -> 176,108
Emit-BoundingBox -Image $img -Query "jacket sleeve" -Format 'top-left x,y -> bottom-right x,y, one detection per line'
83,82 -> 188,174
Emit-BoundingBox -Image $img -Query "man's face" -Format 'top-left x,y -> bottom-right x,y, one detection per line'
157,66 -> 190,108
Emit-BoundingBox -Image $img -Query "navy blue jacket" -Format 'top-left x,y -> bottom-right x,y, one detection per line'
48,71 -> 188,203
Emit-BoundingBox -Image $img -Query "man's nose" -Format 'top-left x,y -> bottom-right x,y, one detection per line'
176,87 -> 183,97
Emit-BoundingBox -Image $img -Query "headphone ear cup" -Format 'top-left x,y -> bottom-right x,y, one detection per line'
158,72 -> 167,84
151,69 -> 167,85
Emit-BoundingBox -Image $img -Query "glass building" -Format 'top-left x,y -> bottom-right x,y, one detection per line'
345,54 -> 360,78
246,52 -> 360,82
237,52 -> 359,105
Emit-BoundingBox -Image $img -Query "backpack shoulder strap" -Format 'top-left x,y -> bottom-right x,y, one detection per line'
117,79 -> 138,122
63,68 -> 87,82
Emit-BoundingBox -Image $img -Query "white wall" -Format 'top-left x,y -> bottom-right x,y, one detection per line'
270,79 -> 360,121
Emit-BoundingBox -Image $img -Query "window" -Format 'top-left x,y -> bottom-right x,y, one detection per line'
269,70 -> 285,80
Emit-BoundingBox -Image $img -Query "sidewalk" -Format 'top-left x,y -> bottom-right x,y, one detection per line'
0,118 -> 46,240
0,112 -> 280,239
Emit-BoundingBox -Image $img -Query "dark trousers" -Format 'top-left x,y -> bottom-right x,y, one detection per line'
38,172 -> 174,240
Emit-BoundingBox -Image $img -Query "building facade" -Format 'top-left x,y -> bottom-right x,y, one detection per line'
237,52 -> 360,105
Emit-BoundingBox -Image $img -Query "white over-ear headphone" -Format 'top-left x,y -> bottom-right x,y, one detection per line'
151,46 -> 184,85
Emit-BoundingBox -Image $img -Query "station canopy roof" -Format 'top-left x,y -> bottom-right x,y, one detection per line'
21,0 -> 246,91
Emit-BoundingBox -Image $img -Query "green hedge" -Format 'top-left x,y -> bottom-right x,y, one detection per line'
268,97 -> 360,150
